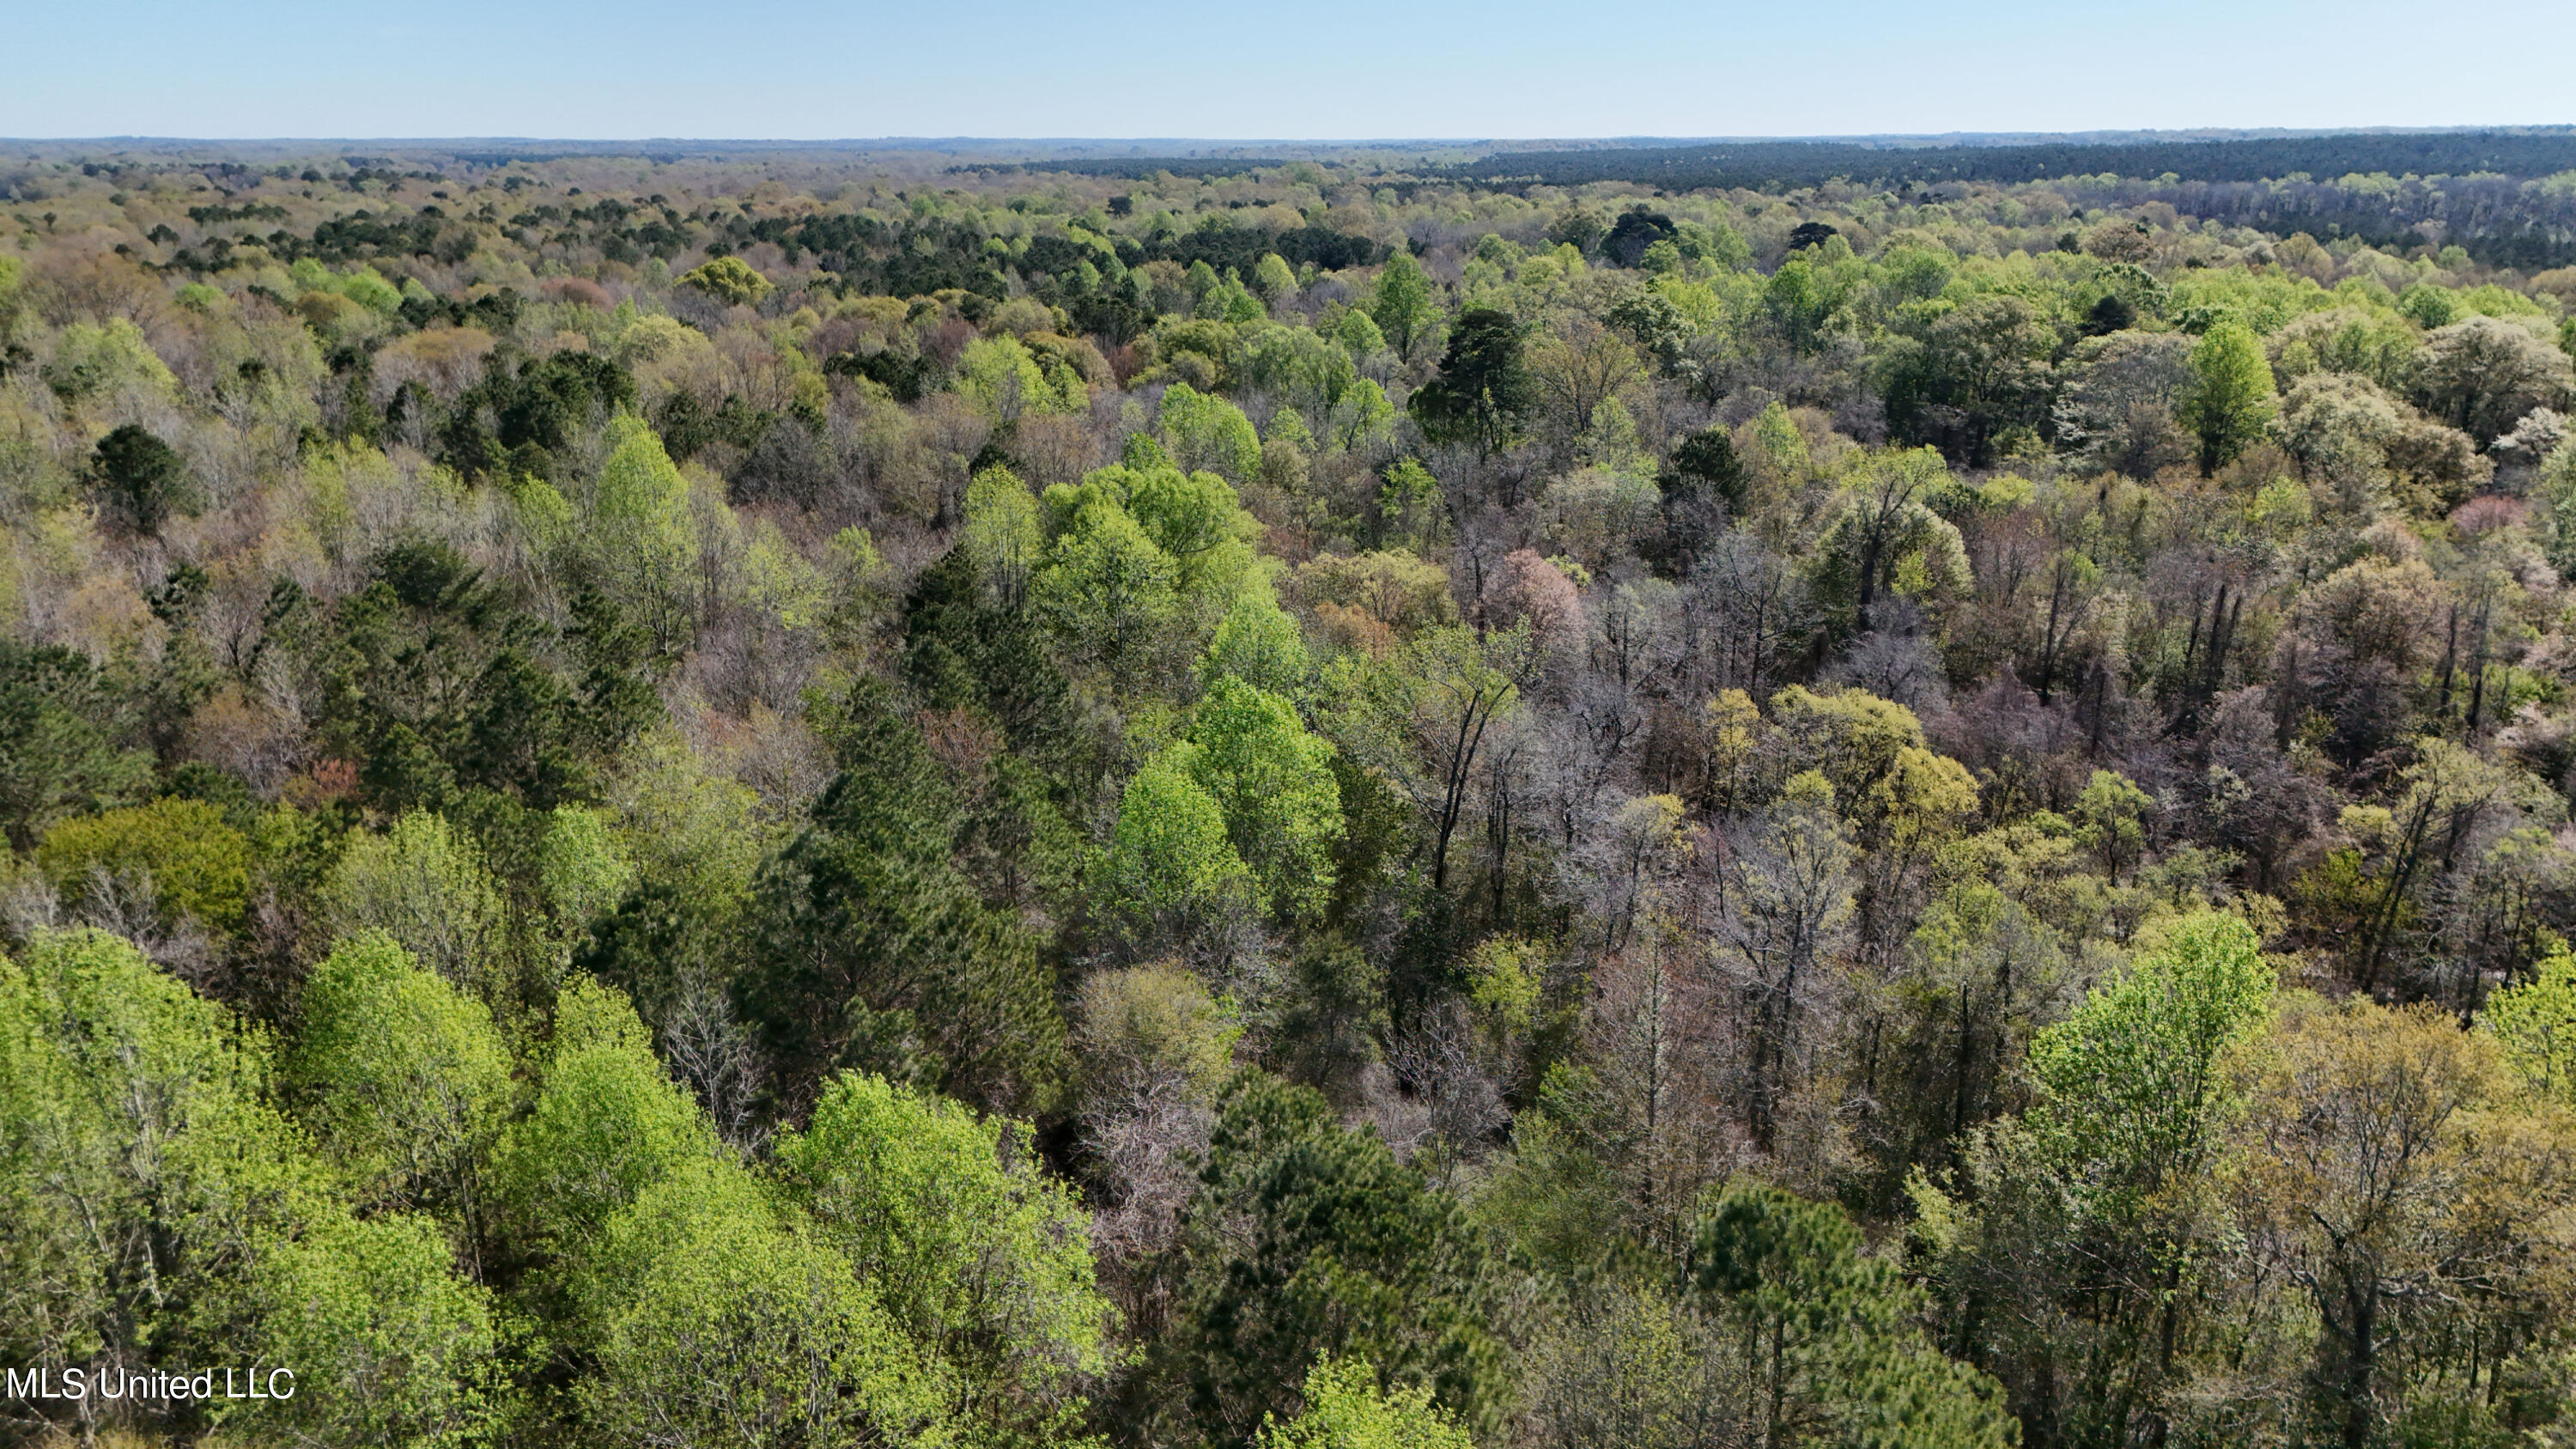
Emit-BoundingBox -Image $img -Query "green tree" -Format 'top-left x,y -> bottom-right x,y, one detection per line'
570,1155 -> 939,1449
1342,624 -> 1539,893
1880,293 -> 2058,467
776,1071 -> 1112,1440
964,466 -> 1046,609
244,1209 -> 507,1449
1111,742 -> 1257,928
489,977 -> 714,1258
36,796 -> 254,935
1203,591 -> 1312,698
284,932 -> 513,1227
589,412 -> 697,648
1253,253 -> 1300,304
322,810 -> 507,992
676,255 -> 773,307
1371,252 -> 1440,361
1034,496 -> 1184,676
0,642 -> 153,851
91,423 -> 197,535
0,929 -> 500,1445
2178,320 -> 2276,475
2484,943 -> 2576,1103
1919,910 -> 2275,1447
1179,1074 -> 1507,1446
741,682 -> 1067,1114
1410,308 -> 1535,461
1261,1355 -> 1476,1449
1188,678 -> 1345,920
1160,381 -> 1265,483
1690,1184 -> 2017,1449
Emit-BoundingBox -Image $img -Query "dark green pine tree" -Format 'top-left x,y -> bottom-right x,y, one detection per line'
736,678 -> 1067,1118
1176,1074 -> 1509,1448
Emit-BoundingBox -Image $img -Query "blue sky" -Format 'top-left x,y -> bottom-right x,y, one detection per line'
6,0 -> 2572,140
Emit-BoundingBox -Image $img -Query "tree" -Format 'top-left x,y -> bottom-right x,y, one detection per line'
36,795 -> 254,936
1720,776 -> 1857,1152
1112,743 -> 1257,930
1034,496 -> 1184,678
1161,381 -> 1264,483
1188,678 -> 1345,921
2052,331 -> 2194,478
963,466 -> 1045,610
1260,1355 -> 1475,1449
2178,320 -> 2277,475
1372,252 -> 1439,361
2236,997 -> 2576,1449
0,642 -> 152,851
284,933 -> 513,1228
243,1210 -> 506,1449
321,810 -> 507,993
1178,1074 -> 1508,1447
1881,293 -> 2057,467
569,1155 -> 938,1449
91,423 -> 197,535
1253,253 -> 1300,304
775,1072 -> 1112,1440
1410,308 -> 1534,461
1346,624 -> 1541,893
1807,448 -> 1971,632
1204,592 -> 1312,698
489,977 -> 714,1257
676,255 -> 773,307
589,412 -> 698,649
0,930 -> 499,1446
2413,314 -> 2576,445
1919,910 -> 2275,1446
1689,1184 -> 2018,1449
2485,943 -> 2576,1103
740,682 -> 1067,1115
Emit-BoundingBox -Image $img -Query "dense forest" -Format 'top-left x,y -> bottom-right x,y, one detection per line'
4,136 -> 2576,1449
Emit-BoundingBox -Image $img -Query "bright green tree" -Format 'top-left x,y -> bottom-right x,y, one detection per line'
676,255 -> 772,307
2178,319 -> 2276,475
0,930 -> 501,1444
2484,943 -> 2576,1103
1111,743 -> 1256,928
285,932 -> 513,1224
1160,381 -> 1264,483
245,1209 -> 507,1448
777,1071 -> 1112,1440
1203,591 -> 1311,698
589,412 -> 697,647
36,796 -> 254,935
571,1155 -> 939,1449
1188,678 -> 1344,920
1261,1355 -> 1476,1449
1253,253 -> 1300,304
1371,252 -> 1440,361
489,977 -> 714,1257
322,810 -> 507,992
964,465 -> 1046,609
1034,496 -> 1183,674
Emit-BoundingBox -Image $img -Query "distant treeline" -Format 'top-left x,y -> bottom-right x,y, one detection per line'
967,156 -> 1297,180
1444,130 -> 2576,191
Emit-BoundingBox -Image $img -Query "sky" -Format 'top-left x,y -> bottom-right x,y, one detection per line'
6,0 -> 2573,142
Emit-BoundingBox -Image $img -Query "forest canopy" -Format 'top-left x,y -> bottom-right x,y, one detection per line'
3,133 -> 2576,1449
